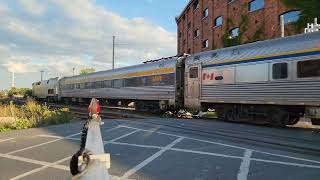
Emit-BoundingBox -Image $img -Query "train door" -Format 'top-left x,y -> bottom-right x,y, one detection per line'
185,65 -> 201,109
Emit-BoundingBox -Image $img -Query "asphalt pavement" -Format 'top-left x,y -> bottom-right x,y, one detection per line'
0,118 -> 320,180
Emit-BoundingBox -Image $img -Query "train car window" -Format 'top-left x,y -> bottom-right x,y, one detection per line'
80,83 -> 85,89
272,63 -> 288,79
103,80 -> 112,88
94,81 -> 103,89
48,89 -> 54,94
189,67 -> 198,78
236,63 -> 268,82
126,77 -> 137,87
113,79 -> 123,88
85,82 -> 93,89
298,60 -> 320,78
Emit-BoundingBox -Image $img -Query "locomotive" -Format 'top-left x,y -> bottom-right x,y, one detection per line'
32,32 -> 320,126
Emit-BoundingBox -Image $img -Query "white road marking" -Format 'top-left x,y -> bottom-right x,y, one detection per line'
121,125 -> 249,150
0,153 -> 68,170
120,125 -> 320,165
110,142 -> 162,149
2,123 -> 320,180
0,153 -> 131,180
251,158 -> 320,169
170,148 -> 242,159
10,156 -> 71,180
237,150 -> 253,180
6,132 -> 81,155
0,138 -> 14,143
39,134 -> 162,149
253,150 -> 320,165
122,137 -> 184,179
104,125 -> 122,133
120,125 -> 182,137
104,129 -> 141,144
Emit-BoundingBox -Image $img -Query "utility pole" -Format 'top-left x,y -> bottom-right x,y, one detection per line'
112,35 -> 115,70
11,71 -> 15,88
280,15 -> 285,38
40,70 -> 44,81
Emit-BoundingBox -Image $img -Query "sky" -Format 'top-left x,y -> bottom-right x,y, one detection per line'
0,0 -> 189,90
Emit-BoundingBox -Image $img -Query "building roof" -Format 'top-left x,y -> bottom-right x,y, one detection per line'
175,0 -> 195,23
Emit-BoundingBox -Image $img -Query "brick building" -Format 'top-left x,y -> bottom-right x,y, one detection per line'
176,0 -> 302,56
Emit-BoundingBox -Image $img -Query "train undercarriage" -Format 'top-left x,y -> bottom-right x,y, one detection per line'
202,103 -> 313,127
36,96 -> 320,127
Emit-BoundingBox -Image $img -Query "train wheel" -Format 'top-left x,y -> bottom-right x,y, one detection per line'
311,119 -> 320,125
287,117 -> 300,125
287,116 -> 300,125
268,109 -> 289,127
215,106 -> 224,120
224,108 -> 237,122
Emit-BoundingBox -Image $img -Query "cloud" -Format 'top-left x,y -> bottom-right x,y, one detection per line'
17,0 -> 47,15
0,0 -> 177,79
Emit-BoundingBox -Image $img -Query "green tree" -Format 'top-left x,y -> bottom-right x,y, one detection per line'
80,68 -> 96,75
8,87 -> 18,97
281,0 -> 320,30
7,88 -> 32,97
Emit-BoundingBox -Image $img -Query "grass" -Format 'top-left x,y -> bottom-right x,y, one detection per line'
0,99 -> 75,132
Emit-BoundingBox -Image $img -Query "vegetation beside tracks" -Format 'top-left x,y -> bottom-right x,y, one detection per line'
0,99 -> 75,132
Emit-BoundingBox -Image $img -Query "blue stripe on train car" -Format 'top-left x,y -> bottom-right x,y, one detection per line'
202,50 -> 320,68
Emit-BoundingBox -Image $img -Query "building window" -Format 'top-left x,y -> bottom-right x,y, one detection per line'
230,27 -> 240,38
179,32 -> 182,37
203,8 -> 208,18
194,29 -> 199,38
183,39 -> 186,45
273,63 -> 288,79
249,0 -> 264,12
228,0 -> 235,3
189,67 -> 199,78
214,16 -> 223,27
203,39 -> 209,48
188,22 -> 191,29
193,0 -> 199,10
298,60 -> 320,78
188,48 -> 191,54
281,10 -> 301,25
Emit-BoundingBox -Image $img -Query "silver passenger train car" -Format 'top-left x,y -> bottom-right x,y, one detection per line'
58,57 -> 184,111
184,32 -> 320,126
32,32 -> 320,126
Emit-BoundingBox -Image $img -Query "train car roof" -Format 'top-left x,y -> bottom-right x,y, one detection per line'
61,56 -> 178,83
32,77 -> 59,86
186,31 -> 320,66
